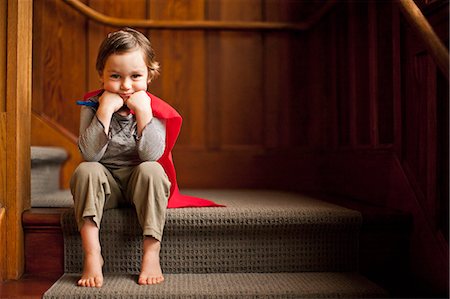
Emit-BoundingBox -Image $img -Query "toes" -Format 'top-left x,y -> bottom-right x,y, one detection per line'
94,277 -> 103,288
138,275 -> 164,285
138,276 -> 145,285
78,277 -> 103,287
87,278 -> 94,287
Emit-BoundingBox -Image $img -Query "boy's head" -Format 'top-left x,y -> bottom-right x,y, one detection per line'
96,28 -> 160,82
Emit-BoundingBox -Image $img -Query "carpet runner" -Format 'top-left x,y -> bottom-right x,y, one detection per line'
43,190 -> 388,298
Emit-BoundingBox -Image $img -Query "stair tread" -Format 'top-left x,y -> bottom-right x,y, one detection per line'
60,190 -> 362,234
43,272 -> 388,298
31,189 -> 73,208
31,146 -> 68,164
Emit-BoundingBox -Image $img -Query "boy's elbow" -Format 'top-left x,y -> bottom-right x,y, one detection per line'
139,148 -> 164,162
79,147 -> 101,162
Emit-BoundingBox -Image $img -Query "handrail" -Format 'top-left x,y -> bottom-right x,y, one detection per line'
62,0 -> 336,31
397,0 -> 449,80
62,0 -> 448,79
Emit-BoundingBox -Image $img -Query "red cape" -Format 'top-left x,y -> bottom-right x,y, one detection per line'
83,90 -> 223,208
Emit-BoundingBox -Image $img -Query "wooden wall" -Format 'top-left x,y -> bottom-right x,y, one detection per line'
32,0 -> 325,191
32,0 -> 448,294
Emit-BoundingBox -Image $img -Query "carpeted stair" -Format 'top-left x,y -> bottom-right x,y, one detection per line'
31,146 -> 73,208
31,146 -> 388,298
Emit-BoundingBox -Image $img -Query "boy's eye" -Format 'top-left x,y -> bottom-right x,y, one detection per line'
132,74 -> 142,79
110,74 -> 120,79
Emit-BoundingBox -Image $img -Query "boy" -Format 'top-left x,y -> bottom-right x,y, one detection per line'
72,28 -> 220,288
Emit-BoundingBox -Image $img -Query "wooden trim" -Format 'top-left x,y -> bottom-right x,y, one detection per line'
62,0 -> 336,31
5,0 -> 32,279
31,113 -> 83,189
397,0 -> 449,80
0,0 -> 6,112
368,1 -> 379,146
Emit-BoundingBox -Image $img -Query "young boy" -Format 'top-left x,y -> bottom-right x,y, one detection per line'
71,28 -> 221,288
71,27 -> 168,288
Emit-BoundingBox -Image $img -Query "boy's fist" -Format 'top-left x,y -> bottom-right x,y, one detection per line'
98,91 -> 124,113
125,90 -> 152,115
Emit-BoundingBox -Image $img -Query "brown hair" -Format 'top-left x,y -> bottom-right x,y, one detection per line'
96,27 -> 160,81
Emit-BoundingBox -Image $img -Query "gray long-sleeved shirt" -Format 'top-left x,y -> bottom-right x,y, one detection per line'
78,96 -> 166,169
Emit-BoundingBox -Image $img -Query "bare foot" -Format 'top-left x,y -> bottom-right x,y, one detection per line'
78,218 -> 103,288
78,251 -> 104,288
138,237 -> 164,285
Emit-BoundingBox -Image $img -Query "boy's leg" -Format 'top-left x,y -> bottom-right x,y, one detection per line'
70,162 -> 122,287
79,217 -> 103,287
127,162 -> 170,285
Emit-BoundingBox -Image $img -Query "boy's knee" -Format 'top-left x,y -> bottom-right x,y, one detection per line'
135,162 -> 171,192
73,162 -> 105,180
136,162 -> 167,179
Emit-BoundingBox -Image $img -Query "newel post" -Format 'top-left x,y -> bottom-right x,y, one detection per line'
1,0 -> 33,280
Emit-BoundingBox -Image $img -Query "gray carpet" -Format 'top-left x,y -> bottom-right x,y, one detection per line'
31,189 -> 74,208
31,146 -> 68,207
43,190 -> 388,298
43,272 -> 388,298
62,190 -> 362,274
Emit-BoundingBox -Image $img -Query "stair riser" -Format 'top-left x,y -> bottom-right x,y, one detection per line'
63,219 -> 359,274
31,164 -> 62,195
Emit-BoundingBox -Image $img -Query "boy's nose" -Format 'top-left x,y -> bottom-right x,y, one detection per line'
121,79 -> 132,90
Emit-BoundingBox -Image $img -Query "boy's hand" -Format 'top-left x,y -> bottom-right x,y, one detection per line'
98,91 -> 124,113
125,90 -> 152,116
127,90 -> 153,136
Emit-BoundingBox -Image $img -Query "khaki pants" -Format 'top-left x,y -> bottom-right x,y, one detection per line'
70,161 -> 171,241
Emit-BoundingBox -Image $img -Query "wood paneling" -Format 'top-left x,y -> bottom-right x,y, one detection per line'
32,0 -> 87,136
32,0 -> 320,189
149,0 -> 206,148
30,0 -> 448,294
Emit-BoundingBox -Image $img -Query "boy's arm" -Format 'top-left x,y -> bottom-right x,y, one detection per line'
78,106 -> 109,162
136,118 -> 166,161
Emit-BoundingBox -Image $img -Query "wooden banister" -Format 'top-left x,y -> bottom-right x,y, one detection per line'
397,0 -> 449,80
63,0 -> 448,78
62,0 -> 336,31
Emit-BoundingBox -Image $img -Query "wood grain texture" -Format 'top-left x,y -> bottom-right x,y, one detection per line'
5,0 -> 32,280
0,0 -> 6,113
0,29 -> 4,293
23,209 -> 66,275
149,0 -> 206,149
32,0 -> 87,137
215,0 -> 264,148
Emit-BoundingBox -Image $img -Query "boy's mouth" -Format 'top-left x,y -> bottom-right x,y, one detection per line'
120,93 -> 132,100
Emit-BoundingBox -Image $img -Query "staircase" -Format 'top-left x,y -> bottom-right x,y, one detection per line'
26,146 -> 397,298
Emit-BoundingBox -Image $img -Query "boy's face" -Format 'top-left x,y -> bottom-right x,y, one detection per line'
100,49 -> 149,101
